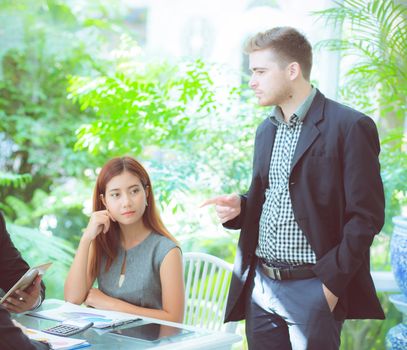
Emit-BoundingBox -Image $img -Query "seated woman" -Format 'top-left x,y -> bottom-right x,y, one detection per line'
64,156 -> 184,323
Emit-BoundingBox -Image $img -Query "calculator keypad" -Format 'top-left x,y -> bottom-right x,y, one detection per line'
43,325 -> 81,337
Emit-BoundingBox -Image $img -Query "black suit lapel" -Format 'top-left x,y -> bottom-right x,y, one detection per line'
258,119 -> 276,188
290,90 -> 325,173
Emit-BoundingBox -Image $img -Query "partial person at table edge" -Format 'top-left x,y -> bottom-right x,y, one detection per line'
0,211 -> 49,349
0,211 -> 45,314
0,305 -> 50,350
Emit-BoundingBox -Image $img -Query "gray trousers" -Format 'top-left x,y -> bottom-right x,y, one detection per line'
246,261 -> 343,350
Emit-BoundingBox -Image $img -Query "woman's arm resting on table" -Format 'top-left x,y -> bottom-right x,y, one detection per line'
64,236 -> 96,304
84,247 -> 185,323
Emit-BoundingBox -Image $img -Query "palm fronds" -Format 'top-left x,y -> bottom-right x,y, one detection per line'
313,0 -> 407,120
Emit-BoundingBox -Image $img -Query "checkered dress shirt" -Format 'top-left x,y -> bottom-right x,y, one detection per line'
256,88 -> 317,266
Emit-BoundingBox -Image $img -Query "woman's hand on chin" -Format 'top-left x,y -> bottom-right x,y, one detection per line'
83,210 -> 116,241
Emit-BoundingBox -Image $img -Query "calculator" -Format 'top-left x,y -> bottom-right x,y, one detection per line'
42,319 -> 94,337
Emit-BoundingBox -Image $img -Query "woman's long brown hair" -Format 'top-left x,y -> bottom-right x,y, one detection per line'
89,156 -> 177,278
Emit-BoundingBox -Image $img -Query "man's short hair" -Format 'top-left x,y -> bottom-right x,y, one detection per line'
245,27 -> 313,81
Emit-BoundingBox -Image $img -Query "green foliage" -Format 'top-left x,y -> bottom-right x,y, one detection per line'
7,222 -> 75,299
0,0 -> 132,225
68,39 -> 260,221
0,172 -> 31,188
314,0 -> 407,233
69,55 -> 216,212
0,172 -> 32,215
0,0 -> 259,285
314,0 -> 407,120
0,0 -> 259,245
0,0 -> 131,297
340,292 -> 402,350
2,184 -> 90,243
380,129 -> 407,233
370,233 -> 391,270
70,56 -> 216,156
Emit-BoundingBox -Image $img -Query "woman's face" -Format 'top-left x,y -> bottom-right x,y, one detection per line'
103,171 -> 147,225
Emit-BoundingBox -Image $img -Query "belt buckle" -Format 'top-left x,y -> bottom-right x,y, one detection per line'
269,267 -> 282,280
262,263 -> 283,280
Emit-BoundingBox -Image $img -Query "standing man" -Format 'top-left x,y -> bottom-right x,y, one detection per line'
202,27 -> 385,350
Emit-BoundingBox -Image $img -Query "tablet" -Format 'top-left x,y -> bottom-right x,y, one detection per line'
0,262 -> 52,304
109,322 -> 193,342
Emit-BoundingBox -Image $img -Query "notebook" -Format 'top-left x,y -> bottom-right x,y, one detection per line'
29,302 -> 140,328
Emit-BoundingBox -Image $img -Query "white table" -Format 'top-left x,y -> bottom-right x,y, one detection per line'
16,299 -> 241,349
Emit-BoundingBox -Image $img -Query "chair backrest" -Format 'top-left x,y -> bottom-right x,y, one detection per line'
183,252 -> 237,333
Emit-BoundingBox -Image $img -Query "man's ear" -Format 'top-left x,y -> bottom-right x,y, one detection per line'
287,62 -> 301,80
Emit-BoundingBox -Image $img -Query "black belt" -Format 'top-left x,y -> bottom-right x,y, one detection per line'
261,262 -> 315,280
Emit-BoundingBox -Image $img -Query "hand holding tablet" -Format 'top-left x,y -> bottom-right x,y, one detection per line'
0,262 -> 52,310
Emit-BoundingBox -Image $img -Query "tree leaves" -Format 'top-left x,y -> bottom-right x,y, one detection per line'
0,172 -> 31,188
69,55 -> 217,157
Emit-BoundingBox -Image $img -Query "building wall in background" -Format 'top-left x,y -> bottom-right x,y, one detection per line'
128,0 -> 341,99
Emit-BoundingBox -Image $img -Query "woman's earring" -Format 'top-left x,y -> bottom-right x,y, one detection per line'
145,201 -> 148,207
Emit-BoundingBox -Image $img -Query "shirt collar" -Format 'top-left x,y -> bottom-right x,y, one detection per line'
269,87 -> 317,127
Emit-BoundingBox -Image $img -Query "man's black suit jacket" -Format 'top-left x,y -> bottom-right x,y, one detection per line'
0,306 -> 50,349
224,90 -> 385,322
0,212 -> 46,303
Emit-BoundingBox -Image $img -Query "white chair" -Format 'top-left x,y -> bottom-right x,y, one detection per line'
183,252 -> 237,333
